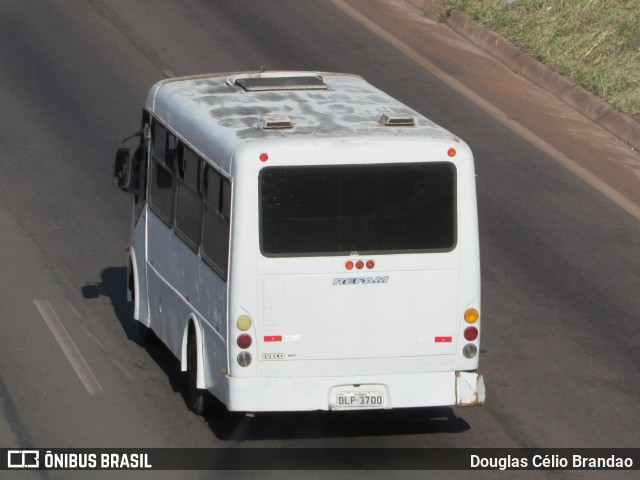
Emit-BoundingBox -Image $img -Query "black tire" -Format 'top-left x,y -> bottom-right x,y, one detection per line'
187,330 -> 207,415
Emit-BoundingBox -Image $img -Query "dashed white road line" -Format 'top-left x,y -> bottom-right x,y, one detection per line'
33,300 -> 103,395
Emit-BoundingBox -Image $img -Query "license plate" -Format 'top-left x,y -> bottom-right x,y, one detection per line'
336,391 -> 384,408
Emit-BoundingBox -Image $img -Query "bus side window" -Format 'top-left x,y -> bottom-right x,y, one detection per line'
175,146 -> 203,251
132,110 -> 150,222
151,121 -> 166,163
221,177 -> 231,221
149,121 -> 175,226
166,133 -> 178,171
202,165 -> 230,280
132,143 -> 147,220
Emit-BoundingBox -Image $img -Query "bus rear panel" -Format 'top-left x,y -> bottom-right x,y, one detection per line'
225,137 -> 483,411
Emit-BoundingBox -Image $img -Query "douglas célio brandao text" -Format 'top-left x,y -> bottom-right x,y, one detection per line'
470,454 -> 634,470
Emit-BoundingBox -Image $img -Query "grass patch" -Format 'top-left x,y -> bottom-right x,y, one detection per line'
440,0 -> 640,119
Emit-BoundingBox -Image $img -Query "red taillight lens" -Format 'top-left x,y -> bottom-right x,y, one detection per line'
345,260 -> 354,270
237,334 -> 252,349
464,326 -> 478,341
355,260 -> 364,269
366,259 -> 375,269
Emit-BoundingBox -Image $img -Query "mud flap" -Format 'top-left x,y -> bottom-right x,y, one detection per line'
455,371 -> 486,406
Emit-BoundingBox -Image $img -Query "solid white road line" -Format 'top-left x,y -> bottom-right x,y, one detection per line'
330,0 -> 640,222
33,300 -> 103,395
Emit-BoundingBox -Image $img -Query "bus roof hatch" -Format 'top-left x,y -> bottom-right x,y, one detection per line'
234,75 -> 328,92
378,113 -> 415,127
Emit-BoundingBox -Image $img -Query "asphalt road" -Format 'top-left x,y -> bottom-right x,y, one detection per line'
0,0 -> 639,478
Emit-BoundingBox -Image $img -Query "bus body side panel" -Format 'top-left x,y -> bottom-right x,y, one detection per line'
146,213 -> 190,358
130,204 -> 149,325
195,257 -> 228,396
146,208 -> 230,384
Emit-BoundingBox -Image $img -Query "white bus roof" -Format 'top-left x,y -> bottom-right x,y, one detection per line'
146,71 -> 459,173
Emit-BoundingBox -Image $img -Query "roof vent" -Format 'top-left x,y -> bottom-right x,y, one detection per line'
378,113 -> 415,127
259,115 -> 294,130
235,75 -> 327,92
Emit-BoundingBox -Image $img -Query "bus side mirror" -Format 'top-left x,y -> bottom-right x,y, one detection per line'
114,147 -> 131,189
114,147 -> 140,194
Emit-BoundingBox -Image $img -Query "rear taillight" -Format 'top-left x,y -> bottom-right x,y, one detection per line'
237,334 -> 252,349
235,315 -> 253,366
462,309 -> 479,358
464,326 -> 478,341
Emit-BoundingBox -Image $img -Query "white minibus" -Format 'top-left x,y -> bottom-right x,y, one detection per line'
114,71 -> 485,414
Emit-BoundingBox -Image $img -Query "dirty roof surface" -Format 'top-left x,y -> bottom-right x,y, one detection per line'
146,72 -> 456,170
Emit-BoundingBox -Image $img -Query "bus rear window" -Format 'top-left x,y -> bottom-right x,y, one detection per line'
259,162 -> 456,256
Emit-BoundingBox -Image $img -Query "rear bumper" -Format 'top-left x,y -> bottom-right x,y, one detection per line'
456,371 -> 486,407
222,371 -> 485,412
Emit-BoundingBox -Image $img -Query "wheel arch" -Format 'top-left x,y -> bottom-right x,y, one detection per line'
181,316 -> 206,389
128,250 -> 140,321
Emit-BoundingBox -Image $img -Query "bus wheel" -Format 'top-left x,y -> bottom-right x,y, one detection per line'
187,330 -> 207,415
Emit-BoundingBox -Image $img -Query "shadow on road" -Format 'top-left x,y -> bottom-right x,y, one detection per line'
81,266 -> 137,340
81,266 -> 186,395
203,405 -> 470,442
82,266 -> 471,442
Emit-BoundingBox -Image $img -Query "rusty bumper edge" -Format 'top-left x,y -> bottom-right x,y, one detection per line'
456,371 -> 486,407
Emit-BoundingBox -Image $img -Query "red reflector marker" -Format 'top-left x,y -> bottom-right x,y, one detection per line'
345,260 -> 354,270
448,148 -> 456,157
259,153 -> 269,162
355,260 -> 364,270
366,259 -> 375,269
264,335 -> 282,342
435,336 -> 453,343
